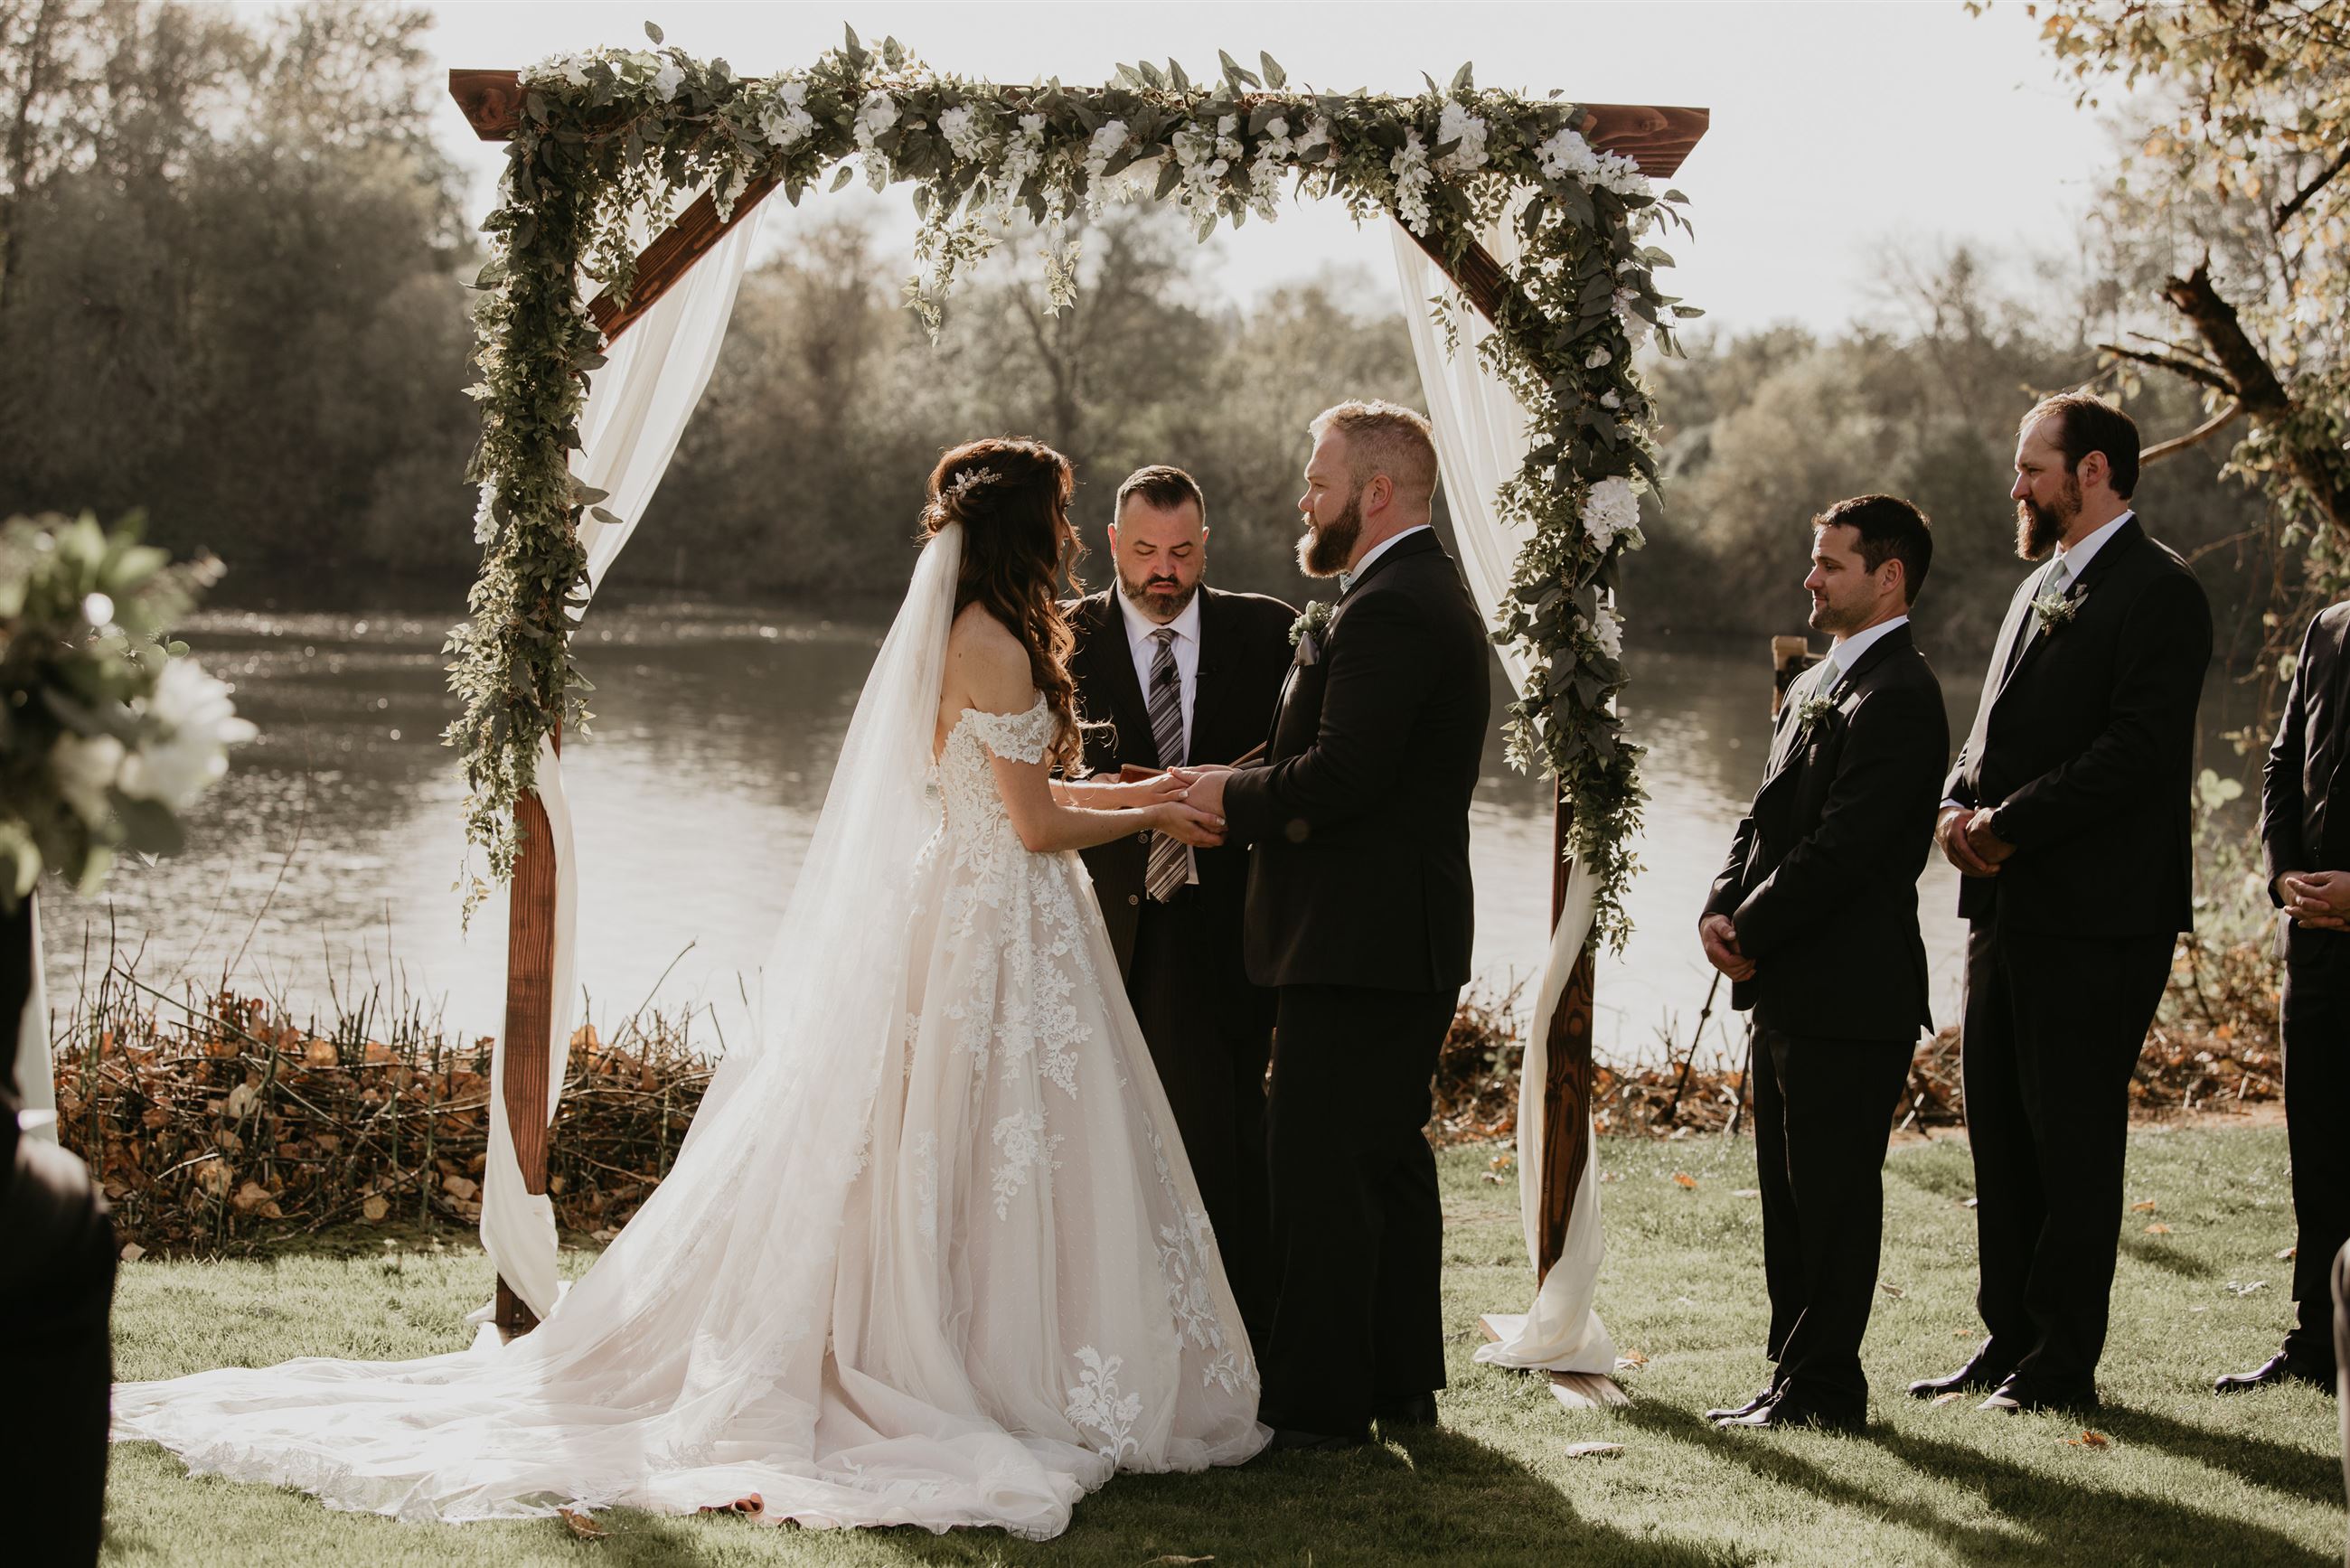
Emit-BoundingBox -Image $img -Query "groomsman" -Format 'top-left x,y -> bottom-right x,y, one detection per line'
1067,465 -> 1294,1353
1700,495 -> 1948,1432
2221,600 -> 2350,1393
1181,401 -> 1487,1449
1917,394 -> 2212,1413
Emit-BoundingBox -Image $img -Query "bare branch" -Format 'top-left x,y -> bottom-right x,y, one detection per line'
2140,401 -> 2243,467
2274,139 -> 2350,233
2097,341 -> 2235,393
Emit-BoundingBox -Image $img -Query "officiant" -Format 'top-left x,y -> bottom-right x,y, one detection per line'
1067,465 -> 1295,1351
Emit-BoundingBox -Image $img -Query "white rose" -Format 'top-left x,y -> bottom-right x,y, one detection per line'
1593,605 -> 1623,659
50,733 -> 125,827
118,658 -> 258,812
652,61 -> 683,100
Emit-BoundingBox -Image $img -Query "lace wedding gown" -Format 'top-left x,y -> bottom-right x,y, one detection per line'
112,525 -> 1267,1537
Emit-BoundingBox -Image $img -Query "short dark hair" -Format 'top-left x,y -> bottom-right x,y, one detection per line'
1114,465 -> 1206,525
2022,392 -> 2141,499
1815,494 -> 1933,606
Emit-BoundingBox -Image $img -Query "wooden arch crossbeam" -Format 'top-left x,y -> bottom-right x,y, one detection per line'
450,64 -> 1707,1341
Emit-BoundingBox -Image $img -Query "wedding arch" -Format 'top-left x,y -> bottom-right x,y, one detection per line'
442,30 -> 1708,1396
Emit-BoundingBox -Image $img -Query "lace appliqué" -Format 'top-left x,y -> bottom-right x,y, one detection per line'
1063,1347 -> 1142,1464
912,1131 -> 940,1254
990,1107 -> 1063,1219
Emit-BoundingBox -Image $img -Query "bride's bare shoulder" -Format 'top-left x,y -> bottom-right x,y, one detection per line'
947,605 -> 1035,712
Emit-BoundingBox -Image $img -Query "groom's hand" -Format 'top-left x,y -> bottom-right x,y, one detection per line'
1175,767 -> 1228,819
2284,870 -> 2350,930
1698,914 -> 1755,981
1938,805 -> 1998,878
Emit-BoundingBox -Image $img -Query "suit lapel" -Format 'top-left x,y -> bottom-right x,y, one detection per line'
1190,588 -> 1246,767
1759,662 -> 1831,790
1080,592 -> 1158,766
1996,519 -> 2146,709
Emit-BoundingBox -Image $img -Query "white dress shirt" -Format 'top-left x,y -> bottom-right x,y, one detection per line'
1341,524 -> 1432,593
2051,509 -> 2133,583
1819,613 -> 1910,691
1117,588 -> 1203,887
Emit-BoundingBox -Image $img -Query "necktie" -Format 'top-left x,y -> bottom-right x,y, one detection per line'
1144,627 -> 1191,902
2003,559 -> 2070,684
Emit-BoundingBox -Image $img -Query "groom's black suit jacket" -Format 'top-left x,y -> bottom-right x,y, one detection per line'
1706,623 -> 1947,1041
2262,602 -> 2350,912
1067,586 -> 1297,977
1222,530 -> 1489,993
1943,516 -> 2211,934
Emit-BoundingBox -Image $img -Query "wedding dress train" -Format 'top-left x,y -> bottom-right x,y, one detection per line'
110,523 -> 1267,1537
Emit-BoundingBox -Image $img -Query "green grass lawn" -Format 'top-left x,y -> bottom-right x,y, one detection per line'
104,1122 -> 2339,1566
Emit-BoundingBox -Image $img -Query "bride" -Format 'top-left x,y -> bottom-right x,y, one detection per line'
112,437 -> 1269,1536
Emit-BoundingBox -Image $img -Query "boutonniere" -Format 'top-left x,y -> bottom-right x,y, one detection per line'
1794,690 -> 1839,737
1289,599 -> 1335,666
2031,589 -> 2082,633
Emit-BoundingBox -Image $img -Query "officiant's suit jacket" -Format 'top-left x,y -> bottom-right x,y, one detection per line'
1943,517 -> 2211,934
1222,529 -> 1489,993
1067,586 -> 1298,976
2261,601 -> 2350,957
1705,624 -> 1948,1041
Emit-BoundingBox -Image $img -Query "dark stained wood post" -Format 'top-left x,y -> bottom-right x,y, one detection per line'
494,725 -> 559,1337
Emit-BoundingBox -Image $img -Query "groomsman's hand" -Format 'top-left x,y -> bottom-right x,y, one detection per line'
1937,806 -> 1999,878
1963,810 -> 2017,867
2283,870 -> 2350,931
1699,914 -> 1756,981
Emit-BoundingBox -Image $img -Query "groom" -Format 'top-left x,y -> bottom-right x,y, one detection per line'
1067,465 -> 1295,1351
1700,494 -> 1947,1432
1181,400 -> 1487,1449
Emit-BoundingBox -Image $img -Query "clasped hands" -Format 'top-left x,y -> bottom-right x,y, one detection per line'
2279,870 -> 2350,932
1099,765 -> 1229,848
1936,804 -> 2015,878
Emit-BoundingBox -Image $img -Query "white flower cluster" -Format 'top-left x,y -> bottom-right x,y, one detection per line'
524,52 -> 593,89
996,111 -> 1048,217
651,60 -> 683,101
755,79 -> 815,150
1390,129 -> 1434,235
1536,125 -> 1651,199
1435,101 -> 1489,175
1581,475 -> 1643,553
471,483 -> 498,546
1082,118 -> 1129,213
1169,117 -> 1236,230
50,660 -> 258,827
1592,602 -> 1624,659
1612,283 -> 1653,354
853,89 -> 898,191
938,102 -> 991,163
1243,114 -> 1298,220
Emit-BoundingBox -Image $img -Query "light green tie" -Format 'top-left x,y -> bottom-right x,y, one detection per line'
2033,558 -> 2073,636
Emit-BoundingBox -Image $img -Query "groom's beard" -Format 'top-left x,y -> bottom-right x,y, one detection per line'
2015,475 -> 2080,560
1117,565 -> 1199,620
1298,493 -> 1364,577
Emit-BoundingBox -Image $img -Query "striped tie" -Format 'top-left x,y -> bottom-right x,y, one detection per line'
1144,627 -> 1191,902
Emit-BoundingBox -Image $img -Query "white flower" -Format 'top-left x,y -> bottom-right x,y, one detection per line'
1389,129 -> 1434,235
118,658 -> 258,812
757,80 -> 815,148
1612,286 -> 1654,352
1292,117 -> 1330,163
939,103 -> 989,162
1593,604 -> 1623,659
1266,115 -> 1289,138
854,89 -> 898,190
1436,101 -> 1489,174
651,61 -> 682,100
1585,346 -> 1612,369
1582,475 -> 1643,552
1599,389 -> 1622,410
471,484 -> 498,546
50,734 -> 124,827
1081,118 -> 1129,212
1217,115 -> 1237,136
1537,124 -> 1651,199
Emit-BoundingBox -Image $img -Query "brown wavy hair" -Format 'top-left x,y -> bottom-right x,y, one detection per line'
921,437 -> 1086,773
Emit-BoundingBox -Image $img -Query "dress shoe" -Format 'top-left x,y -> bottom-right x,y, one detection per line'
1907,1348 -> 2016,1401
2215,1352 -> 2334,1394
1717,1394 -> 1864,1433
1705,1386 -> 1781,1423
1976,1375 -> 2097,1414
1373,1393 -> 1438,1429
1268,1425 -> 1368,1452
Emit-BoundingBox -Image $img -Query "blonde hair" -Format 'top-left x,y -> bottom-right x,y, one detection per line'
1309,399 -> 1439,507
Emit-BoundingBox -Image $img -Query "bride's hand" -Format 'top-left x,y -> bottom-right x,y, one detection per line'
1146,800 -> 1226,848
1114,772 -> 1189,809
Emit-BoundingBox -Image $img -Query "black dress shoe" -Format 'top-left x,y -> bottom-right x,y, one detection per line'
2215,1352 -> 2335,1394
1373,1393 -> 1438,1429
1717,1394 -> 1864,1433
1268,1425 -> 1368,1452
1706,1386 -> 1780,1423
1907,1348 -> 2016,1401
1977,1375 -> 2098,1414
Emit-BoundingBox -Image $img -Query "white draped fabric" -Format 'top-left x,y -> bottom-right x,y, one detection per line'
474,210 -> 767,1326
1388,219 -> 1617,1383
11,891 -> 56,1144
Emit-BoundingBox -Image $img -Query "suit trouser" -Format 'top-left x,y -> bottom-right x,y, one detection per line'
2283,935 -> 2350,1369
2331,1242 -> 2350,1555
1126,887 -> 1274,1355
1751,1023 -> 1913,1412
1261,983 -> 1456,1435
1960,912 -> 2172,1387
0,1136 -> 117,1567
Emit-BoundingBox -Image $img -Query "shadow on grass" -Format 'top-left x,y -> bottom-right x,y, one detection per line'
2100,1401 -> 2345,1509
564,1425 -> 1751,1567
2117,1234 -> 2220,1280
1617,1400 -> 2334,1567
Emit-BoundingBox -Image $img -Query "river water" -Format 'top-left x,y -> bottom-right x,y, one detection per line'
38,601 -> 2253,1068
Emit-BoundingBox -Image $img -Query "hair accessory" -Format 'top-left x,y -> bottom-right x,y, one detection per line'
945,467 -> 1002,501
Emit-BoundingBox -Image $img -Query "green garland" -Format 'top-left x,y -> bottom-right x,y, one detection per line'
450,26 -> 1698,941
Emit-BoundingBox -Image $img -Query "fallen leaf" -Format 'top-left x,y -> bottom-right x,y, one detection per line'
1730,1188 -> 1760,1198
442,1174 -> 480,1202
1878,1281 -> 1905,1298
119,1243 -> 146,1263
2068,1431 -> 2110,1448
1963,1197 -> 1979,1208
2228,1280 -> 2270,1297
1563,1441 -> 1624,1459
557,1507 -> 606,1539
1672,1172 -> 1698,1189
362,1196 -> 390,1222
2130,1199 -> 2157,1213
697,1492 -> 763,1516
2278,1246 -> 2298,1261
303,1039 -> 337,1066
1932,1392 -> 1963,1407
231,1180 -> 274,1214
2145,1223 -> 2171,1235
1616,1349 -> 1649,1369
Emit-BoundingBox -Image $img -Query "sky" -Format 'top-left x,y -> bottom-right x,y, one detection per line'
382,0 -> 2134,338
